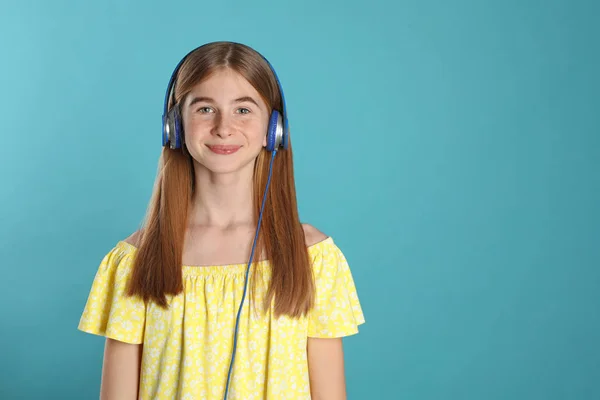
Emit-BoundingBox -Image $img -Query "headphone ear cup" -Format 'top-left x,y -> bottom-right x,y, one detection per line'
173,106 -> 184,148
266,111 -> 280,152
162,113 -> 169,147
166,106 -> 184,149
282,118 -> 289,150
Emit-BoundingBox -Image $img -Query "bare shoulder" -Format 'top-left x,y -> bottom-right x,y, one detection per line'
301,223 -> 329,247
123,230 -> 143,248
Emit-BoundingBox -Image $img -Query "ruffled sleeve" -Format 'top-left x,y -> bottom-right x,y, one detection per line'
78,243 -> 146,344
307,238 -> 366,338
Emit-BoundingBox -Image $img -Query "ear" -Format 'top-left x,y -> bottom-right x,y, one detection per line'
263,132 -> 267,147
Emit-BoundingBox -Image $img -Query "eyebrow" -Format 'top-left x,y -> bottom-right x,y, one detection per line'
188,96 -> 261,108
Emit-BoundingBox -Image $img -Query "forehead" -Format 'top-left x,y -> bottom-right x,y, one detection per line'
190,68 -> 257,96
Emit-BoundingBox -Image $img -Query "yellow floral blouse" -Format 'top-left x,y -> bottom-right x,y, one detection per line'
78,237 -> 365,399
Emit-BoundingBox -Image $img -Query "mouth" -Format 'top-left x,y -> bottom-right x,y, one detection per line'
206,144 -> 242,155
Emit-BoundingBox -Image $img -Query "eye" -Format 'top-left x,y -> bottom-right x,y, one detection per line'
237,107 -> 251,114
197,106 -> 214,113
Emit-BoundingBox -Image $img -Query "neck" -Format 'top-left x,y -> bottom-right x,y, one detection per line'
188,162 -> 255,229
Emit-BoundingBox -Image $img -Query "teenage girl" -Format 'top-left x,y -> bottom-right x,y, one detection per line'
78,41 -> 365,400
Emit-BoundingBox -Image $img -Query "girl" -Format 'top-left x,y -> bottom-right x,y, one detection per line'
78,41 -> 365,400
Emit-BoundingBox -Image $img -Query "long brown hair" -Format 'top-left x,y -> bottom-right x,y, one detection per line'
126,42 -> 314,318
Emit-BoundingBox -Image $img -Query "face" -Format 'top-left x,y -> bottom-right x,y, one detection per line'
181,68 -> 270,174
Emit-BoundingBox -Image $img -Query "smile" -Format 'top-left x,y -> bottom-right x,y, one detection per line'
206,145 -> 242,155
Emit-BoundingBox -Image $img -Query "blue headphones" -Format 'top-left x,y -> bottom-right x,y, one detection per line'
161,42 -> 289,152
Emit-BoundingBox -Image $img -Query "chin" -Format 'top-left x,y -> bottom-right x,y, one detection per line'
205,164 -> 246,174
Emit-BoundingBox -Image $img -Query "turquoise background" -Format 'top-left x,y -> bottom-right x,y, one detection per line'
1,0 -> 598,398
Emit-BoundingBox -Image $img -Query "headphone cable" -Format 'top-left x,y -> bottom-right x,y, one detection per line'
222,150 -> 277,399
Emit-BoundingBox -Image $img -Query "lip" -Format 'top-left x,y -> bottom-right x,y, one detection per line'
206,145 -> 242,155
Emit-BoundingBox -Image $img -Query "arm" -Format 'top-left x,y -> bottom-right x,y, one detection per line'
307,337 -> 347,400
100,338 -> 142,400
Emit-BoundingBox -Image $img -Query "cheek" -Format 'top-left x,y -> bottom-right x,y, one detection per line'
183,117 -> 210,137
239,118 -> 268,139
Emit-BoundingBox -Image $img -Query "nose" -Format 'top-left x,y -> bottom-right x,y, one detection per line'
213,112 -> 234,139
